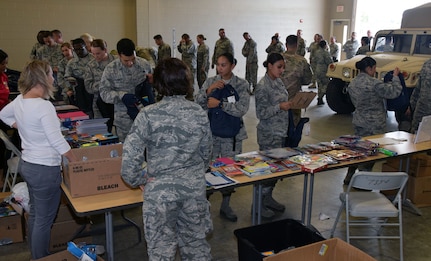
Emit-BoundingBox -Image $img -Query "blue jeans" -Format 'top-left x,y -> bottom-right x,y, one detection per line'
18,159 -> 61,259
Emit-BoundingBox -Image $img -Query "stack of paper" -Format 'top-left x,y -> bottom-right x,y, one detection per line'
205,171 -> 237,189
76,118 -> 109,136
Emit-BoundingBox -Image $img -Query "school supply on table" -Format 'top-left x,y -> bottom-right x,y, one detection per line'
205,171 -> 238,189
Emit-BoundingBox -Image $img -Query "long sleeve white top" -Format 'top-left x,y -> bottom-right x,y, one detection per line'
0,94 -> 71,166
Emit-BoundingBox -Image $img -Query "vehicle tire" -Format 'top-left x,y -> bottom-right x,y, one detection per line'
326,78 -> 355,114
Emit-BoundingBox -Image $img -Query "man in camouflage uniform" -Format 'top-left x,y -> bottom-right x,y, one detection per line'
281,35 -> 313,126
314,40 -> 333,105
153,34 -> 171,64
65,38 -> 94,117
121,58 -> 213,261
329,36 -> 340,62
410,58 -> 431,132
84,39 -> 115,131
36,30 -> 63,99
177,33 -> 197,82
241,32 -> 258,94
342,32 -> 360,59
99,38 -> 153,142
265,35 -> 285,55
296,29 -> 306,56
308,33 -> 323,89
211,28 -> 234,70
196,34 -> 210,89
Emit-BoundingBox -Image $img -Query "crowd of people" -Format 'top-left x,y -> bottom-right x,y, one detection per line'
0,26 -> 430,260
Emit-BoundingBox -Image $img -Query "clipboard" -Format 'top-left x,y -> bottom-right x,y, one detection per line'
290,92 -> 317,109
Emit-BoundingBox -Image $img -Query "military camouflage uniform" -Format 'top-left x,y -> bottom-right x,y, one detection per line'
212,38 -> 234,67
84,53 -> 115,118
197,43 -> 210,88
410,58 -> 431,132
308,41 -> 320,85
342,39 -> 360,59
265,41 -> 285,55
57,56 -> 74,103
281,50 -> 313,125
177,41 -> 197,81
356,45 -> 370,55
121,96 -> 213,261
195,74 -> 250,158
314,47 -> 333,99
65,54 -> 94,115
297,38 -> 306,56
157,43 -> 171,64
348,72 -> 402,135
241,38 -> 258,88
329,42 -> 339,62
36,44 -> 63,70
255,73 -> 289,148
30,42 -> 44,60
99,56 -> 152,142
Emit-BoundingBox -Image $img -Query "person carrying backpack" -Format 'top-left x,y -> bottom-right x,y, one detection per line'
195,53 -> 250,222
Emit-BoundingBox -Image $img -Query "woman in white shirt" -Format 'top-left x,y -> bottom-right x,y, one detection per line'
0,60 -> 76,259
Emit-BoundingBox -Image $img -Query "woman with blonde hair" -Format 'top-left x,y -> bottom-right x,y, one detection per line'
0,60 -> 76,259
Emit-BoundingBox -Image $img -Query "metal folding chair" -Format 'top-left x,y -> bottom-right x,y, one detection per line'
330,171 -> 408,261
0,129 -> 21,192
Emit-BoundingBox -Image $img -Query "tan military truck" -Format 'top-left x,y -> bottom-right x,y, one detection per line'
326,3 -> 431,114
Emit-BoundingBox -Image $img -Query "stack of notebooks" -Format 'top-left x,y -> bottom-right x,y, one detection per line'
205,171 -> 237,189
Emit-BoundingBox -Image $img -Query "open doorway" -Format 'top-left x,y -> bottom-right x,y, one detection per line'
330,19 -> 349,61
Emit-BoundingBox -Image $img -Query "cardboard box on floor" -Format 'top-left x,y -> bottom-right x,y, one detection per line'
263,238 -> 377,261
0,192 -> 24,244
62,143 -> 131,198
33,250 -> 105,261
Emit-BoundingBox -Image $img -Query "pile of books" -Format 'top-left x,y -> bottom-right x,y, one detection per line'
76,118 -> 109,136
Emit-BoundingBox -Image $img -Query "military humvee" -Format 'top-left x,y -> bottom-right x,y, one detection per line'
325,3 -> 431,114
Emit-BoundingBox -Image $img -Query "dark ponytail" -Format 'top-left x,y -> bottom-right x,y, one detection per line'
355,57 -> 376,72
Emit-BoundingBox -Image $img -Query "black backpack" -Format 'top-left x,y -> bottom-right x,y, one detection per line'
383,71 -> 413,112
208,84 -> 241,138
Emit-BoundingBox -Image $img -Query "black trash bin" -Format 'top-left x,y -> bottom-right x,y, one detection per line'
234,219 -> 325,261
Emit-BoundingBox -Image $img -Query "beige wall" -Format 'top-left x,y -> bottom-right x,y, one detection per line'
0,0 -> 352,78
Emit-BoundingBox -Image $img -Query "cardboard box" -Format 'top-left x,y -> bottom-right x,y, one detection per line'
34,250 -> 105,261
49,220 -> 92,252
0,192 -> 24,244
384,153 -> 431,177
62,144 -> 131,197
407,175 -> 431,207
234,219 -> 325,261
409,153 -> 431,177
264,238 -> 377,261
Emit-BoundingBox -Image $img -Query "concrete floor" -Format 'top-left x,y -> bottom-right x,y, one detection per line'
1,93 -> 431,261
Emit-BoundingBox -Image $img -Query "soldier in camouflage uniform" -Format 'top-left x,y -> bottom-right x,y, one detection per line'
241,32 -> 258,93
410,58 -> 431,132
84,39 -> 115,131
342,32 -> 360,59
256,53 -> 292,219
121,58 -> 213,261
265,35 -> 285,55
36,31 -> 64,100
281,35 -> 313,126
329,36 -> 340,62
153,34 -> 171,64
308,33 -> 323,89
196,34 -> 210,89
57,43 -> 75,104
196,53 -> 250,222
177,33 -> 197,82
296,29 -> 306,56
211,28 -> 234,70
30,30 -> 48,60
65,38 -> 94,116
345,57 -> 402,184
314,40 -> 333,105
99,38 -> 153,142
